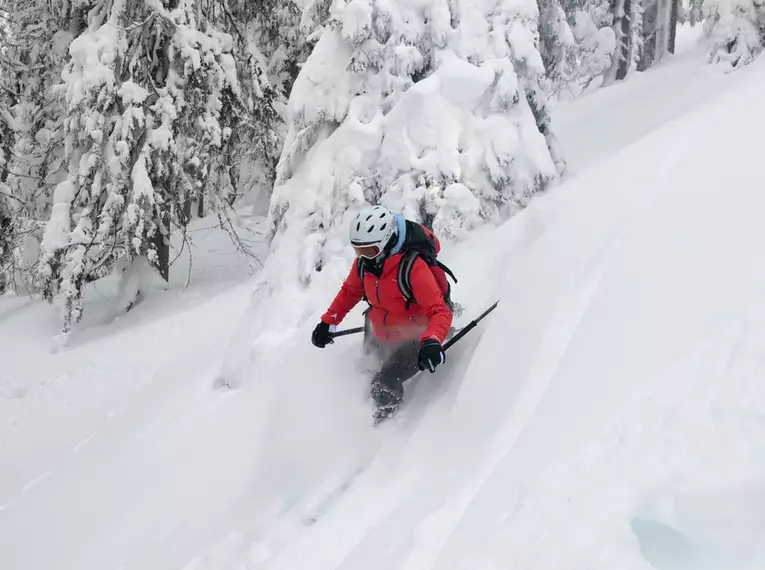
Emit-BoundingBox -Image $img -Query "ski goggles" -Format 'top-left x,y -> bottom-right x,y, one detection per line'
352,243 -> 382,259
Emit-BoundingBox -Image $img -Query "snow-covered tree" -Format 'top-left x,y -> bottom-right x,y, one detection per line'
704,0 -> 765,68
690,0 -> 703,25
630,0 -> 645,66
269,0 -> 564,286
0,106 -> 17,294
301,0 -> 334,40
603,0 -> 636,83
38,0 -> 243,337
668,0 -> 680,52
639,0 -> 658,67
207,0 -> 306,212
0,0 -> 79,294
0,128 -> 11,295
639,0 -> 683,67
538,0 -> 575,86
558,0 -> 616,94
0,2 -> 14,294
230,0 -> 304,95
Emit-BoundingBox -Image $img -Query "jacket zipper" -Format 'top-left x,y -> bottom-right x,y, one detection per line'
374,276 -> 390,326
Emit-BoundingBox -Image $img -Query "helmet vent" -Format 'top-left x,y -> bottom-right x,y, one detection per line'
380,223 -> 387,230
367,225 -> 375,233
356,222 -> 361,231
366,214 -> 373,221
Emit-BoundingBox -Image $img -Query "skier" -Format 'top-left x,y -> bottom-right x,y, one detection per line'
311,205 -> 455,422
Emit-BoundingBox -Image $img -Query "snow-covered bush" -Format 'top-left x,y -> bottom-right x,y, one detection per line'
269,0 -> 565,287
38,0 -> 242,336
704,0 -> 765,68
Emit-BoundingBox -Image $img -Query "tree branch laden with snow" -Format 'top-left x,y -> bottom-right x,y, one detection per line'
37,0 -> 243,336
268,0 -> 565,291
704,0 -> 765,69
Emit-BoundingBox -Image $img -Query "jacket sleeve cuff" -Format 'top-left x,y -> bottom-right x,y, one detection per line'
420,334 -> 443,345
322,313 -> 342,326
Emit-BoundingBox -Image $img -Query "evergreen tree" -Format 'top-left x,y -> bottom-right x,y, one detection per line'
559,0 -> 617,95
38,0 -> 243,337
301,0 -> 334,40
0,2 -> 14,294
668,0 -> 680,53
704,0 -> 765,68
639,0 -> 681,67
638,0 -> 658,68
630,0 -> 644,68
538,0 -> 575,87
205,0 -> 306,212
603,0 -> 634,83
0,0 -> 80,294
690,0 -> 703,26
0,100 -> 13,294
269,0 -> 564,287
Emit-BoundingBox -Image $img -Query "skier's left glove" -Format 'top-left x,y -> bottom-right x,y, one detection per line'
312,321 -> 336,348
418,339 -> 445,373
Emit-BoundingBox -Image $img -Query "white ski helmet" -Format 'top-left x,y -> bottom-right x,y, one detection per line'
349,205 -> 396,259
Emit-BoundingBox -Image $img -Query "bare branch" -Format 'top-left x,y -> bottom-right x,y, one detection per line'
105,12 -> 156,32
217,208 -> 263,268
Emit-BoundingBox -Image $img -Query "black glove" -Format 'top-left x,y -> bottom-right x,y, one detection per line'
418,339 -> 445,373
311,321 -> 335,348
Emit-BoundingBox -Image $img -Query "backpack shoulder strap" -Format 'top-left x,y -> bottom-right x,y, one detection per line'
436,260 -> 458,283
397,249 -> 420,305
356,258 -> 370,304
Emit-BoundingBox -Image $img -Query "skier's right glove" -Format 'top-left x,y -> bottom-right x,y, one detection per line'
418,339 -> 445,373
311,321 -> 336,348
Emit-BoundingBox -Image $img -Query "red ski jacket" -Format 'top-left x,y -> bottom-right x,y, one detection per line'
321,252 -> 453,345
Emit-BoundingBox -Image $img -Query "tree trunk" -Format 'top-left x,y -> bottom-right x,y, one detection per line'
0,89 -> 18,294
536,0 -> 564,83
0,208 -> 11,294
655,0 -> 670,60
153,211 -> 170,282
639,0 -> 658,70
668,0 -> 679,53
616,0 -> 633,80
183,197 -> 192,222
603,0 -> 624,85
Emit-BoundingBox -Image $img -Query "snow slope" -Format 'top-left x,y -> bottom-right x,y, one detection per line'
552,25 -> 745,173
3,40 -> 765,570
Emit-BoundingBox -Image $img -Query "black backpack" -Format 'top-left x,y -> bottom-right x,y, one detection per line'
357,221 -> 457,309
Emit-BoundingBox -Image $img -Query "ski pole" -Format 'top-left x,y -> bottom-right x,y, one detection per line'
330,326 -> 365,339
443,301 -> 499,352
